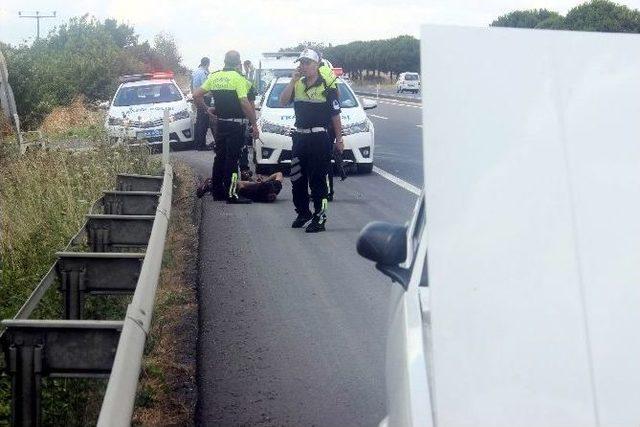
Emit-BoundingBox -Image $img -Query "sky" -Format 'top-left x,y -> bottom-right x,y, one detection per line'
2,0 -> 640,70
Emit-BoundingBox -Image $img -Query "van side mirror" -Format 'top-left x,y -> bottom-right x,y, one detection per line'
362,98 -> 377,110
357,221 -> 410,288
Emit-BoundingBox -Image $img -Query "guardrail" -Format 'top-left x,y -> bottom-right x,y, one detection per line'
1,111 -> 173,426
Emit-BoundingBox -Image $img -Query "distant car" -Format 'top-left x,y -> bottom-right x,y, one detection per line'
396,72 -> 421,94
105,72 -> 194,149
255,76 -> 377,175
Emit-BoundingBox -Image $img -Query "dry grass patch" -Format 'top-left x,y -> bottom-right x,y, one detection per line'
40,96 -> 104,135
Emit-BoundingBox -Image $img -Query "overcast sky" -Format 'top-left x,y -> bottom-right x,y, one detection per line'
2,0 -> 640,70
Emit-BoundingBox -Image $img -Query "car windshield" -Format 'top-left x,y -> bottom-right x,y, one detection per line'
113,83 -> 182,106
256,69 -> 295,94
405,74 -> 419,81
266,82 -> 359,109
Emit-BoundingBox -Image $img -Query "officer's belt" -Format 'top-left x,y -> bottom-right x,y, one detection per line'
296,127 -> 327,134
218,117 -> 248,123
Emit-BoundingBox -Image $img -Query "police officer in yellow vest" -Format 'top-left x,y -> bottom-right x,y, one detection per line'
279,48 -> 343,232
193,50 -> 259,204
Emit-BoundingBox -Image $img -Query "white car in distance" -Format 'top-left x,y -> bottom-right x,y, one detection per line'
396,72 -> 421,94
255,76 -> 377,174
105,72 -> 194,150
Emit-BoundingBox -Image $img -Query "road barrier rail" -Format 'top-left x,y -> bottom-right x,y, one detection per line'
1,166 -> 173,426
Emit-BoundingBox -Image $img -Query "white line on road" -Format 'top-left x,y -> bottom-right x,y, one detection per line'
377,99 -> 422,108
368,114 -> 388,120
373,166 -> 421,196
416,124 -> 423,128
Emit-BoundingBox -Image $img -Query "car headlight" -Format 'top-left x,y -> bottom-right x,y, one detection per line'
170,109 -> 190,121
260,120 -> 291,136
342,120 -> 370,136
108,116 -> 125,126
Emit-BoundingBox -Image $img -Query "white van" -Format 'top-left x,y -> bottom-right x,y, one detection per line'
396,72 -> 421,93
255,76 -> 377,174
253,52 -> 301,97
358,25 -> 640,427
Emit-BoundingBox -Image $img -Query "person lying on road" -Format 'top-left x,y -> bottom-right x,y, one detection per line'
196,172 -> 284,203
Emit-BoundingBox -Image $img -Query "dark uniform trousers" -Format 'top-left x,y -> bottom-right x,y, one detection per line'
212,120 -> 245,198
194,107 -> 209,149
194,95 -> 212,149
290,131 -> 333,215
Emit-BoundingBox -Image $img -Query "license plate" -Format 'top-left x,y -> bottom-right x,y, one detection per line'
136,129 -> 162,140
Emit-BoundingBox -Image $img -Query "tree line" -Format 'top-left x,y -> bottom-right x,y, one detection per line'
491,0 -> 640,32
1,15 -> 184,128
281,0 -> 639,81
280,35 -> 420,81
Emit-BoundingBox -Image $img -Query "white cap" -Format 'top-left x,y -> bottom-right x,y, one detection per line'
294,48 -> 320,63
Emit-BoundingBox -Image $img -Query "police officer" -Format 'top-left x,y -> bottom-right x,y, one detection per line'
193,50 -> 259,204
318,60 -> 340,201
192,57 -> 211,151
279,48 -> 343,233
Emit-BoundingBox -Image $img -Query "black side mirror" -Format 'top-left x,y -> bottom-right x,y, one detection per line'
357,221 -> 411,289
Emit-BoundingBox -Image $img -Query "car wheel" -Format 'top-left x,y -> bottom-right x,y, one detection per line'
357,163 -> 373,174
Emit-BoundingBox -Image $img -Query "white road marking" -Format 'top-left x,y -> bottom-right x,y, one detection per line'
369,114 -> 388,120
377,99 -> 422,108
373,166 -> 421,196
416,124 -> 423,128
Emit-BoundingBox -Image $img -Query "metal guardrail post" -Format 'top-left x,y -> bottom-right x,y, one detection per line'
2,320 -> 124,426
162,109 -> 169,166
97,165 -> 172,426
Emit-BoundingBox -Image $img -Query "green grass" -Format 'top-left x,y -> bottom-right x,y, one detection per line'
0,141 -> 161,424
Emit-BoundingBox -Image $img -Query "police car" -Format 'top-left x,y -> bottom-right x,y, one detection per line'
105,72 -> 194,149
255,76 -> 377,174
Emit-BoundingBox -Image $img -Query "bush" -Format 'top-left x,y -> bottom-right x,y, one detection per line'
3,15 -> 186,129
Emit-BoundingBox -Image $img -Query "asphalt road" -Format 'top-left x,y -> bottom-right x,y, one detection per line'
173,98 -> 424,426
365,98 -> 423,187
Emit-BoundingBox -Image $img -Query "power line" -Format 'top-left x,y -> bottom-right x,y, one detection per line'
18,11 -> 57,40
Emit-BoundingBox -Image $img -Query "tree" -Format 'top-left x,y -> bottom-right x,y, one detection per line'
492,9 -> 562,28
2,15 -> 185,128
151,32 -> 185,73
563,0 -> 640,32
492,0 -> 640,33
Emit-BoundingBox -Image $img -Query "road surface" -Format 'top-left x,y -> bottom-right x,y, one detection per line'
173,97 -> 424,426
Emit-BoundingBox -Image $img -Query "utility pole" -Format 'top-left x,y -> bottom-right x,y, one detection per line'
18,11 -> 57,40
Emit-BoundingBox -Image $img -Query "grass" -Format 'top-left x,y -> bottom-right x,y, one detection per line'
0,139 -> 161,425
0,143 -> 160,320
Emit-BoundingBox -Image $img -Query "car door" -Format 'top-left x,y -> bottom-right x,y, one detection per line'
358,192 -> 433,427
383,192 -> 433,427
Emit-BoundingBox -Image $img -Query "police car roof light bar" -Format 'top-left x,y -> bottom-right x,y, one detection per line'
118,71 -> 174,83
151,71 -> 174,79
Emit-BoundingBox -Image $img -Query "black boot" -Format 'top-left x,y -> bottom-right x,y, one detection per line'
305,215 -> 326,233
227,195 -> 253,204
291,212 -> 313,228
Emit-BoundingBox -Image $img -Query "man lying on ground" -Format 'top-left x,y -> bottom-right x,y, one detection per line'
197,172 -> 284,203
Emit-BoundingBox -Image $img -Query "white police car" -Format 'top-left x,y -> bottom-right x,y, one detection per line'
255,76 -> 377,174
105,72 -> 194,149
